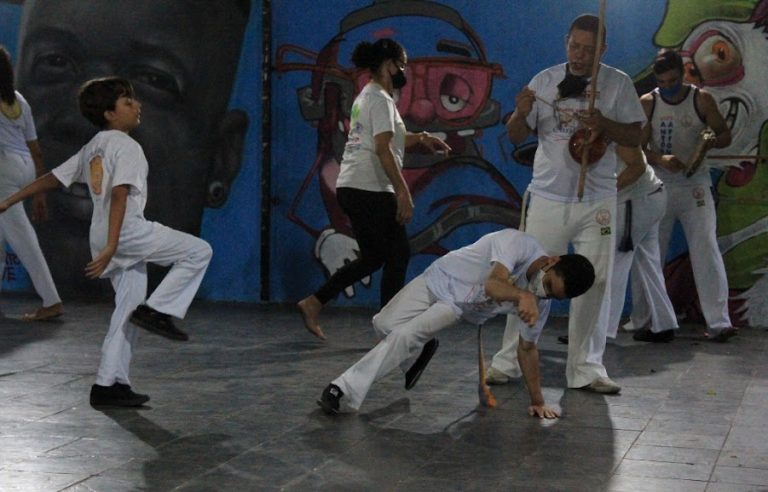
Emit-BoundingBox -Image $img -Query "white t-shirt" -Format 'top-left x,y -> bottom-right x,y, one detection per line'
53,130 -> 161,277
424,229 -> 550,342
0,91 -> 37,156
526,63 -> 646,202
336,82 -> 406,193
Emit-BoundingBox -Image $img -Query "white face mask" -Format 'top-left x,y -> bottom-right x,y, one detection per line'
528,268 -> 550,299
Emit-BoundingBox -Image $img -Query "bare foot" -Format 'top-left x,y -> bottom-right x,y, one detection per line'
23,302 -> 64,321
298,296 -> 326,340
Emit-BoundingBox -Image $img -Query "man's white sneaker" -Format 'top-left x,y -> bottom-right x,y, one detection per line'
485,367 -> 510,385
581,377 -> 621,394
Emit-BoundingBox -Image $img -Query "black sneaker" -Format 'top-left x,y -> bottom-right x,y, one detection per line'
405,338 -> 439,390
708,327 -> 738,343
114,383 -> 150,403
129,305 -> 189,341
317,384 -> 343,414
632,328 -> 675,343
90,383 -> 150,407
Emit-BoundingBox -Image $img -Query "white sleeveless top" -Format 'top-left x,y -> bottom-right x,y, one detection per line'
649,86 -> 710,187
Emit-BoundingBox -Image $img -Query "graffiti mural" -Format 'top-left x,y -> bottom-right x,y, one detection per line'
1,0 -> 766,323
1,0 -> 261,300
274,0 -> 522,302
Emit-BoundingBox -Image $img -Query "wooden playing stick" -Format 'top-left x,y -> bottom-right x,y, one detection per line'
577,0 -> 606,201
478,324 -> 497,408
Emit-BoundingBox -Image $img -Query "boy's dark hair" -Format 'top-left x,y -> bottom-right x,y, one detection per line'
568,14 -> 607,44
351,38 -> 406,72
78,77 -> 135,128
551,254 -> 595,298
0,46 -> 15,105
653,49 -> 684,75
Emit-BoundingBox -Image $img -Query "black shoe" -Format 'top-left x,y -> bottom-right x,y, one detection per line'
129,305 -> 189,341
632,328 -> 675,343
317,384 -> 343,414
708,327 -> 738,343
405,338 -> 439,390
90,383 -> 150,407
557,335 -> 569,344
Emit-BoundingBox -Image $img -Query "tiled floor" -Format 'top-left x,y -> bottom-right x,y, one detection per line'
1,294 -> 767,491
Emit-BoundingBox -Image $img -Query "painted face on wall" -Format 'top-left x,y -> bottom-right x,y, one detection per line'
382,49 -> 503,164
287,19 -> 505,168
675,18 -> 768,325
276,6 -> 522,301
680,20 -> 766,163
16,0 -> 249,290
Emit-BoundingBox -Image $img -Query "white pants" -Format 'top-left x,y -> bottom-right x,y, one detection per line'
630,184 -> 731,330
333,275 -> 459,410
95,226 -> 212,386
491,194 -> 616,388
608,188 -> 677,338
0,150 -> 60,307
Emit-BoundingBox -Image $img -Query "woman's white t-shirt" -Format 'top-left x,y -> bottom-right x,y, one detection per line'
0,91 -> 37,156
336,82 -> 406,193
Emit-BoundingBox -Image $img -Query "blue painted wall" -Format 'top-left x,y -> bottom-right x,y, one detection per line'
3,0 -> 768,325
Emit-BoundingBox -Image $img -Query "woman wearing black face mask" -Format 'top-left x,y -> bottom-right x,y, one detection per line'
298,38 -> 451,341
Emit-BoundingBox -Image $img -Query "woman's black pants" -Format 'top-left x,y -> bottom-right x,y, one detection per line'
314,187 -> 410,308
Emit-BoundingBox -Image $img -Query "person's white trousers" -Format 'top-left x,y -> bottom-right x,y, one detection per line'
491,194 -> 616,388
333,275 -> 459,410
0,149 -> 60,307
608,187 -> 677,337
96,227 -> 211,386
631,184 -> 731,330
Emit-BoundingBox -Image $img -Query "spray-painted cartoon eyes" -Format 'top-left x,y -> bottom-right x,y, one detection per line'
439,73 -> 471,113
681,30 -> 744,87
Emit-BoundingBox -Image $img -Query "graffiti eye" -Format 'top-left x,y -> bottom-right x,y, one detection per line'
125,65 -> 184,107
691,34 -> 742,84
440,94 -> 468,112
31,51 -> 78,83
713,41 -> 730,61
133,70 -> 180,95
439,73 -> 471,113
39,53 -> 69,68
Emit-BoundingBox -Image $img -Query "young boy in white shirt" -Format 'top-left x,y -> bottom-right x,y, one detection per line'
0,77 -> 212,407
